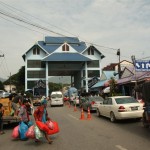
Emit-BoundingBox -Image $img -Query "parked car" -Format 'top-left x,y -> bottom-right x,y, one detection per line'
96,96 -> 144,122
50,91 -> 64,106
0,90 -> 10,98
81,96 -> 104,111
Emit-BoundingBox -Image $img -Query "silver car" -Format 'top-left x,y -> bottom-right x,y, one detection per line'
0,90 -> 10,98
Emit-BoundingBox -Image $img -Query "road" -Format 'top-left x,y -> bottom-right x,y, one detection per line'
1,103 -> 150,150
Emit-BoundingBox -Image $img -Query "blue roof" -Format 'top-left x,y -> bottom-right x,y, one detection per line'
91,80 -> 106,88
38,41 -> 87,54
103,71 -> 116,79
45,36 -> 80,44
42,53 -> 92,61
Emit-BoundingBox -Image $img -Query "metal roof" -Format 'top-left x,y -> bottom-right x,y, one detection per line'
38,41 -> 87,54
45,36 -> 80,44
91,80 -> 106,88
42,53 -> 92,62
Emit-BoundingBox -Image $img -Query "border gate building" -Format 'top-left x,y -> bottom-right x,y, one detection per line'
22,36 -> 105,96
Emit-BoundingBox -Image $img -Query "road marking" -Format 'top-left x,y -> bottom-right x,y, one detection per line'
68,114 -> 79,120
116,145 -> 128,150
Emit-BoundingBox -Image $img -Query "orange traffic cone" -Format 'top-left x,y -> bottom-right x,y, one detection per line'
74,104 -> 77,112
87,107 -> 92,120
80,107 -> 85,120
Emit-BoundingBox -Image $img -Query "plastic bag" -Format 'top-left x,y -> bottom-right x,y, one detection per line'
34,125 -> 43,140
25,125 -> 35,139
36,121 -> 49,133
28,121 -> 33,127
12,125 -> 19,138
19,121 -> 28,140
45,120 -> 54,130
47,121 -> 60,135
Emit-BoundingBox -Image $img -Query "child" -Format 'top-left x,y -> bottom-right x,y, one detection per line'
0,103 -> 5,134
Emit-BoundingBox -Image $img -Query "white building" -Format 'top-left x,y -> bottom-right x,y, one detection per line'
22,36 -> 105,96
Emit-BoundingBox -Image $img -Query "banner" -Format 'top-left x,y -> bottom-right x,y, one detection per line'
135,60 -> 150,71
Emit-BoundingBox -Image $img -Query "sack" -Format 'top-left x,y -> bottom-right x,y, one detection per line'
34,125 -> 43,140
12,125 -> 19,138
28,121 -> 33,127
25,125 -> 35,139
19,121 -> 28,140
47,121 -> 60,135
36,121 -> 49,133
45,120 -> 54,130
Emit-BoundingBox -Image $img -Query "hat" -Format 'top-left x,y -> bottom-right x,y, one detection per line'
41,99 -> 47,105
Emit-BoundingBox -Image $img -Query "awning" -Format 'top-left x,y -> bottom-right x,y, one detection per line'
102,87 -> 110,93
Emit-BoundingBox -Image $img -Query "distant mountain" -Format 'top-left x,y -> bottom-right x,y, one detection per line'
48,76 -> 71,84
0,77 -> 6,82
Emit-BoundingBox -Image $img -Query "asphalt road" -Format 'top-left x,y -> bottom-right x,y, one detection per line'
1,103 -> 150,150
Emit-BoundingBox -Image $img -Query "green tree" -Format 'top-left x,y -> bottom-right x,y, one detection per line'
3,66 -> 25,93
109,77 -> 117,96
0,81 -> 4,89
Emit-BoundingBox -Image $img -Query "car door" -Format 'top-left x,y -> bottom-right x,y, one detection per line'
100,99 -> 108,116
105,98 -> 113,117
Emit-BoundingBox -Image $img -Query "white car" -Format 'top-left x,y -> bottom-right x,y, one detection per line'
50,91 -> 64,106
96,96 -> 144,122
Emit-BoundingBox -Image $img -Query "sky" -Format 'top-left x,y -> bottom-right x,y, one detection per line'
0,0 -> 150,80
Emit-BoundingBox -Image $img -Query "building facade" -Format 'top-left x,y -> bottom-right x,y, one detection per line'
22,36 -> 105,96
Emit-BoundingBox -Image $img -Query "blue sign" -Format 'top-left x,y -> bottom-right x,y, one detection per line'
135,60 -> 150,71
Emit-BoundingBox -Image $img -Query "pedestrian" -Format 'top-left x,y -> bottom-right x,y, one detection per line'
0,103 -> 5,135
18,100 -> 30,125
11,93 -> 23,117
34,97 -> 53,144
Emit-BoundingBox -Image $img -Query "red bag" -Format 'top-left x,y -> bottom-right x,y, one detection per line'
47,121 -> 59,135
25,125 -> 35,139
36,121 -> 49,133
12,125 -> 19,138
45,120 -> 54,130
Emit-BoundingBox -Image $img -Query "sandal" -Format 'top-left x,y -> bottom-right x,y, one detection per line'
48,140 -> 53,144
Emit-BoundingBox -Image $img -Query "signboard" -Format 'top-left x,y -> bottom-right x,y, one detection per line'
135,60 -> 150,71
88,77 -> 99,88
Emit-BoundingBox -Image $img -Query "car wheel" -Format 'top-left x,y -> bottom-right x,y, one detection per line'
96,109 -> 100,117
110,112 -> 116,123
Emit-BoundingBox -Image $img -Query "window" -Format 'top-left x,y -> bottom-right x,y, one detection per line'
33,47 -> 40,55
88,48 -> 94,55
107,98 -> 112,105
27,70 -> 46,78
62,44 -> 69,51
88,70 -> 100,77
27,60 -> 45,68
87,60 -> 99,67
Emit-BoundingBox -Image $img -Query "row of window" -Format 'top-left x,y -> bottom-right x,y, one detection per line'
27,60 -> 99,68
27,69 -> 100,79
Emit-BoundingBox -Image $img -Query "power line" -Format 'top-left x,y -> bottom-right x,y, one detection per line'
0,1 -> 119,52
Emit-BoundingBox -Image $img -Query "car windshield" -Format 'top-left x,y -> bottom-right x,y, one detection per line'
115,97 -> 139,104
51,94 -> 62,98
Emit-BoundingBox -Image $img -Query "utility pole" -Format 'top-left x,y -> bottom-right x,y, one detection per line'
9,72 -> 11,93
117,49 -> 121,79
